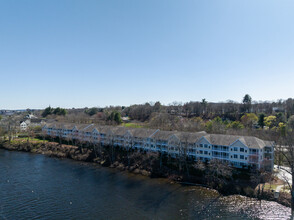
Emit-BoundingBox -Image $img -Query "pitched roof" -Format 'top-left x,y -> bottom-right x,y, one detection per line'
129,128 -> 158,138
204,134 -> 273,149
152,130 -> 174,141
75,124 -> 92,130
97,125 -> 114,134
174,131 -> 207,143
83,124 -> 95,132
112,126 -> 132,136
43,122 -> 274,149
63,123 -> 76,129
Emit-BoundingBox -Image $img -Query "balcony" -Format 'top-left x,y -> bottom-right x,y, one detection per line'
264,153 -> 273,160
212,155 -> 229,159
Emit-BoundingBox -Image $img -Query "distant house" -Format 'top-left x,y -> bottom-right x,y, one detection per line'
0,110 -> 15,116
19,115 -> 45,131
30,118 -> 45,127
122,116 -> 130,123
272,107 -> 284,113
20,121 -> 29,131
25,114 -> 38,119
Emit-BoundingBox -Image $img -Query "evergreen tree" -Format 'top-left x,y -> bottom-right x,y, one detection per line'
258,113 -> 265,128
42,106 -> 53,117
242,94 -> 252,113
114,112 -> 122,124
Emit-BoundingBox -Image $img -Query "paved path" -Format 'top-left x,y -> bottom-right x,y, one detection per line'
274,165 -> 292,185
276,185 -> 284,192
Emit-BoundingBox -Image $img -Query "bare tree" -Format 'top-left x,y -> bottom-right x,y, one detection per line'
205,159 -> 232,189
123,131 -> 135,169
275,132 -> 294,217
105,129 -> 115,164
27,126 -> 35,142
178,133 -> 191,178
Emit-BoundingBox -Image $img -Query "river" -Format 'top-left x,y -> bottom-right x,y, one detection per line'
0,149 -> 291,219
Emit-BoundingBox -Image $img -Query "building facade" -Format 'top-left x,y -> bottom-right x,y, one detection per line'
42,123 -> 274,171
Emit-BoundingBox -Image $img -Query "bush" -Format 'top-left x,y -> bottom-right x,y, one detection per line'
18,134 -> 28,138
243,186 -> 255,197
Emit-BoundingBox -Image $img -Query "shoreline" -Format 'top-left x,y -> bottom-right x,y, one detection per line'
0,139 -> 291,208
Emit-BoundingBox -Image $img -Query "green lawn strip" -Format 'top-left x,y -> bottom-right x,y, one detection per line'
13,137 -> 47,144
263,183 -> 279,191
123,123 -> 144,128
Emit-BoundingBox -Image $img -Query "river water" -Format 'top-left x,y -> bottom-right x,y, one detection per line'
0,149 -> 291,219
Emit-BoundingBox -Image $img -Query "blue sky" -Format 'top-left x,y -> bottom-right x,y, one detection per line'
1,0 -> 293,109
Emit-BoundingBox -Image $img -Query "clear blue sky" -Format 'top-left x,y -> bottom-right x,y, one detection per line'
1,0 -> 293,109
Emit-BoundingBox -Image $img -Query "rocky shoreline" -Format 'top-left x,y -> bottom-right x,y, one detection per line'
0,141 -> 94,161
0,140 -> 152,177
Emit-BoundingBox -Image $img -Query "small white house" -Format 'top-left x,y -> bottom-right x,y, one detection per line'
20,121 -> 28,131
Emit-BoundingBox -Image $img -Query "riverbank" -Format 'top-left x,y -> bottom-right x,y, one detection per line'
0,139 -> 153,177
0,139 -> 291,208
0,139 -> 95,161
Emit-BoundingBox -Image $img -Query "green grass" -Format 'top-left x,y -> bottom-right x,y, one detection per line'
263,183 -> 278,191
12,137 -> 48,144
123,123 -> 144,128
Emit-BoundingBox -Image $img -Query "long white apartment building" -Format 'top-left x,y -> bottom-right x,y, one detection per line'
42,123 -> 274,171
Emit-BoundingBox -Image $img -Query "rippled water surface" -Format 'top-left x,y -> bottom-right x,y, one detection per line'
0,149 -> 291,219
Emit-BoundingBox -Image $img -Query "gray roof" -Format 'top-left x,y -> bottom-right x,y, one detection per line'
152,130 -> 174,141
62,123 -> 76,130
97,125 -> 114,135
204,134 -> 273,149
175,131 -> 207,143
31,118 -> 43,123
112,126 -> 132,136
129,128 -> 158,139
44,122 -> 273,149
74,124 -> 92,131
83,124 -> 95,132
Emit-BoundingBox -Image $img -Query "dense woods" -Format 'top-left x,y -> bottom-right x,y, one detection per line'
36,96 -> 294,140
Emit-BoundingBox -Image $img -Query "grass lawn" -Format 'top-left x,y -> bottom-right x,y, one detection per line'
123,123 -> 144,128
263,183 -> 279,191
263,183 -> 291,194
11,137 -> 47,144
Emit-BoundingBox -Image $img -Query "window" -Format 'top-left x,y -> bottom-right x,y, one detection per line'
204,151 -> 208,155
204,144 -> 208,148
200,144 -> 203,148
234,147 -> 238,151
234,154 -> 238,159
240,155 -> 244,159
240,148 -> 244,152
